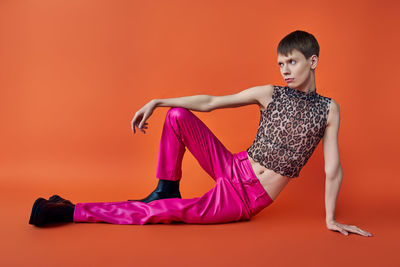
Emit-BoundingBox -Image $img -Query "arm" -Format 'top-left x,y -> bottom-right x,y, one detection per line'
154,84 -> 273,112
154,94 -> 213,112
322,99 -> 372,237
206,84 -> 273,111
131,85 -> 273,133
322,99 -> 343,224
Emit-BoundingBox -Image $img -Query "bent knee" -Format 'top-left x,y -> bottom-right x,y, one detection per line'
167,107 -> 191,120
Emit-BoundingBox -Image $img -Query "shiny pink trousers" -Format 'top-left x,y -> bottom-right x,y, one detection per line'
73,107 -> 273,224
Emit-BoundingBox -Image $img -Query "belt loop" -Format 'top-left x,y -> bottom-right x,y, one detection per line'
237,151 -> 249,161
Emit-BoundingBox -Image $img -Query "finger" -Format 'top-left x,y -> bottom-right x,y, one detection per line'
332,225 -> 348,236
138,120 -> 144,129
137,121 -> 145,133
131,115 -> 138,134
133,118 -> 148,133
341,229 -> 349,236
348,226 -> 372,237
357,227 -> 373,237
133,117 -> 143,134
139,116 -> 148,129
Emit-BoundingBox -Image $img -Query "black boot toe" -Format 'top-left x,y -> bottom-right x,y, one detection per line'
29,197 -> 46,225
29,198 -> 75,226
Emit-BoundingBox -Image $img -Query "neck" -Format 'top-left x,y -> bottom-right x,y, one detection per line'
294,72 -> 316,93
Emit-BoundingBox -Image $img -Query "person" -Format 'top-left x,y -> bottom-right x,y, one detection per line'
29,30 -> 372,237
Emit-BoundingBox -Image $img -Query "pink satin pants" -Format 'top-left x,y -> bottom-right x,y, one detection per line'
73,107 -> 273,225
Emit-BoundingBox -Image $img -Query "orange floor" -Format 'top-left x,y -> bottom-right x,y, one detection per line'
1,154 -> 398,267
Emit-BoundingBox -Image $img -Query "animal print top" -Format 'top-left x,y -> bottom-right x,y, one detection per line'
246,85 -> 332,178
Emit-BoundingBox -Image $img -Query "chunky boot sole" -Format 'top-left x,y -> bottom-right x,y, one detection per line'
29,197 -> 47,226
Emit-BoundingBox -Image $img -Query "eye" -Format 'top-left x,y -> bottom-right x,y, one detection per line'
290,60 -> 296,64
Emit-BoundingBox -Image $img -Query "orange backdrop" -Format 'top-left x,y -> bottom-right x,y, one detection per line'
1,0 -> 399,266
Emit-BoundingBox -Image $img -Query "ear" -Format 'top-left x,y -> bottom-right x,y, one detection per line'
310,55 -> 318,70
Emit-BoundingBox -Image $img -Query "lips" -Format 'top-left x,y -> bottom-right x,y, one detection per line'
285,78 -> 294,82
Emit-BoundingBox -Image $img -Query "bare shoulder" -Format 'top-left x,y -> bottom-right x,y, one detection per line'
326,98 -> 340,127
258,84 -> 274,94
255,84 -> 274,110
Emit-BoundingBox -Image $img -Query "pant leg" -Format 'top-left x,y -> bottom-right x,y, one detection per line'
73,152 -> 274,225
74,178 -> 250,225
156,107 -> 233,181
73,108 -> 275,225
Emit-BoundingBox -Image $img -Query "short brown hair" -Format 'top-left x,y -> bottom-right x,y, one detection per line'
277,30 -> 320,59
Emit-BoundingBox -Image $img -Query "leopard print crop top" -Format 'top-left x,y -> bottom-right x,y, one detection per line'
246,85 -> 332,178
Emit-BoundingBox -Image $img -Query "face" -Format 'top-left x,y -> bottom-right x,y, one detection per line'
277,49 -> 317,90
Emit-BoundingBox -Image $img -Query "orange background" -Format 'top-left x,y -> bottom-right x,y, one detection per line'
1,0 -> 399,266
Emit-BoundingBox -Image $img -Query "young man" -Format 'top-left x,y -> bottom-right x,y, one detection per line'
29,30 -> 372,237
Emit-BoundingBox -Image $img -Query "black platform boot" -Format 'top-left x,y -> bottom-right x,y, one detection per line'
48,194 -> 74,205
128,179 -> 182,203
29,196 -> 75,226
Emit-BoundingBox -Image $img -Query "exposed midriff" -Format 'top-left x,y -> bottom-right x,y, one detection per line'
246,151 -> 291,201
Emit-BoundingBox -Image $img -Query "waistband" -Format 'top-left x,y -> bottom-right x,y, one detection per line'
235,150 -> 274,206
236,150 -> 250,161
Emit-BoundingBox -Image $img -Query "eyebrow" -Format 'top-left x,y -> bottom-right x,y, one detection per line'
277,57 -> 297,64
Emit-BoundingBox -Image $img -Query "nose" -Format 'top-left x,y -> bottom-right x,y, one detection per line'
282,65 -> 290,75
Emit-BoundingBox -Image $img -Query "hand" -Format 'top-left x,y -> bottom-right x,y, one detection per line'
131,100 -> 157,134
326,220 -> 373,237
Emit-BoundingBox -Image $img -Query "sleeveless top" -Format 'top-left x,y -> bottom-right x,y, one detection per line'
246,85 -> 332,178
